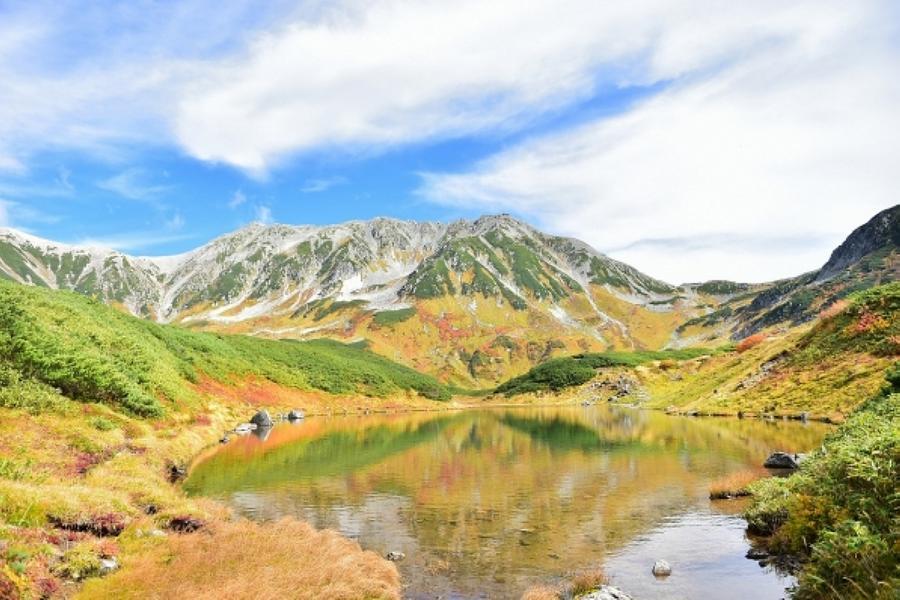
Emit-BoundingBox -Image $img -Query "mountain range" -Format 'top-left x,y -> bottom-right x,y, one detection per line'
1,205 -> 896,385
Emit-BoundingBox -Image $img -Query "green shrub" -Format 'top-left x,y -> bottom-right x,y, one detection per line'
371,308 -> 416,327
745,365 -> 900,599
90,417 -> 116,432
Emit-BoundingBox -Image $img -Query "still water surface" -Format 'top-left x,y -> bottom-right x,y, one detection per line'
185,406 -> 829,599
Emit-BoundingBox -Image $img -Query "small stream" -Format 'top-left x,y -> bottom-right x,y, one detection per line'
185,405 -> 829,599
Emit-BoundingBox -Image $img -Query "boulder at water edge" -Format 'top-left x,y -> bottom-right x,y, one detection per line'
577,586 -> 633,600
288,409 -> 305,420
763,452 -> 799,469
250,410 -> 273,429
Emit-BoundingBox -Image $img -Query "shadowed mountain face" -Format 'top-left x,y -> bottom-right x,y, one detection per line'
0,207 -> 896,384
716,205 -> 899,340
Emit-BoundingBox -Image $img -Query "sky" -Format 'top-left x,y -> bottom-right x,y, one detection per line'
0,0 -> 898,284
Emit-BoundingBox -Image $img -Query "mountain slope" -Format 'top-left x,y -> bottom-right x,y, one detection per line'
0,217 -> 697,385
673,204 -> 899,344
1,206 -> 896,385
0,280 -> 450,418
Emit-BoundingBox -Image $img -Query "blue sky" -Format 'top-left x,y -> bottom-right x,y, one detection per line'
1,0 -> 898,282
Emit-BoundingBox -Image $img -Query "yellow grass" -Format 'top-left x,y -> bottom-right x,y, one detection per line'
79,518 -> 400,600
521,586 -> 561,600
709,469 -> 766,500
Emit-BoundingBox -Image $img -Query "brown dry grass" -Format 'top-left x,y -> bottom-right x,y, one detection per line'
521,567 -> 606,600
570,567 -> 607,595
78,518 -> 400,600
709,469 -> 766,500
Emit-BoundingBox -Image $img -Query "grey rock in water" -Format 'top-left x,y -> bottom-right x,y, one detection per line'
250,410 -> 273,429
577,585 -> 633,600
652,559 -> 672,577
746,548 -> 769,560
763,451 -> 799,469
288,409 -> 305,421
385,551 -> 406,562
99,558 -> 119,575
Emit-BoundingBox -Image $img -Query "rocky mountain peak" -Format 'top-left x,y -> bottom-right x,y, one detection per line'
816,204 -> 899,281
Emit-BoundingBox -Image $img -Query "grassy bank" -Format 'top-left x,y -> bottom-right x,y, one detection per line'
743,365 -> 899,599
0,282 -> 457,598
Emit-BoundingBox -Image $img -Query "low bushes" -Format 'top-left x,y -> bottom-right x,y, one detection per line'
744,364 -> 900,599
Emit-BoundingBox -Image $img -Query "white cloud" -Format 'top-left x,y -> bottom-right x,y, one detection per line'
165,212 -> 186,231
0,1 -> 295,168
178,0 -> 839,171
255,205 -> 273,224
228,189 -> 247,209
300,176 -> 347,194
97,169 -> 172,202
420,1 -> 900,283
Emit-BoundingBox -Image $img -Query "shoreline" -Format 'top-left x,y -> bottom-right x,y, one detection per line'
0,390 -> 838,599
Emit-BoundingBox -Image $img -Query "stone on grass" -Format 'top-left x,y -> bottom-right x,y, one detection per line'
385,551 -> 406,562
99,558 -> 118,575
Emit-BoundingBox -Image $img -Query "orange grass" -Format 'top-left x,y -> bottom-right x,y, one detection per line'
709,469 -> 767,500
79,518 -> 400,600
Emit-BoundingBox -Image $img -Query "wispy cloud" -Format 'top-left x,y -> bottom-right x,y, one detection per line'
255,205 -> 273,224
165,212 -> 185,231
300,176 -> 347,194
56,166 -> 73,190
227,189 -> 246,209
97,168 -> 172,203
0,198 -> 59,229
74,231 -> 197,253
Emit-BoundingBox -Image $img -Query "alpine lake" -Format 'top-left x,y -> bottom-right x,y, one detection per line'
184,405 -> 830,599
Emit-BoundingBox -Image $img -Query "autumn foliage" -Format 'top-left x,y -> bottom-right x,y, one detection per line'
736,333 -> 766,353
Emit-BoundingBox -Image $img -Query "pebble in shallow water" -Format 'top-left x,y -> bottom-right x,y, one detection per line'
652,559 -> 672,577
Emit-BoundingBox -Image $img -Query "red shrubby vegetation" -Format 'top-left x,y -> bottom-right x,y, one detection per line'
736,333 -> 766,353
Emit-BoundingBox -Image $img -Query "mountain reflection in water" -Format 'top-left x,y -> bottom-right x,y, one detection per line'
185,405 -> 829,599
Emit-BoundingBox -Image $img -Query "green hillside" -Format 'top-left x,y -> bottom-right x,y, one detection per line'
495,348 -> 715,396
0,281 -> 450,418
